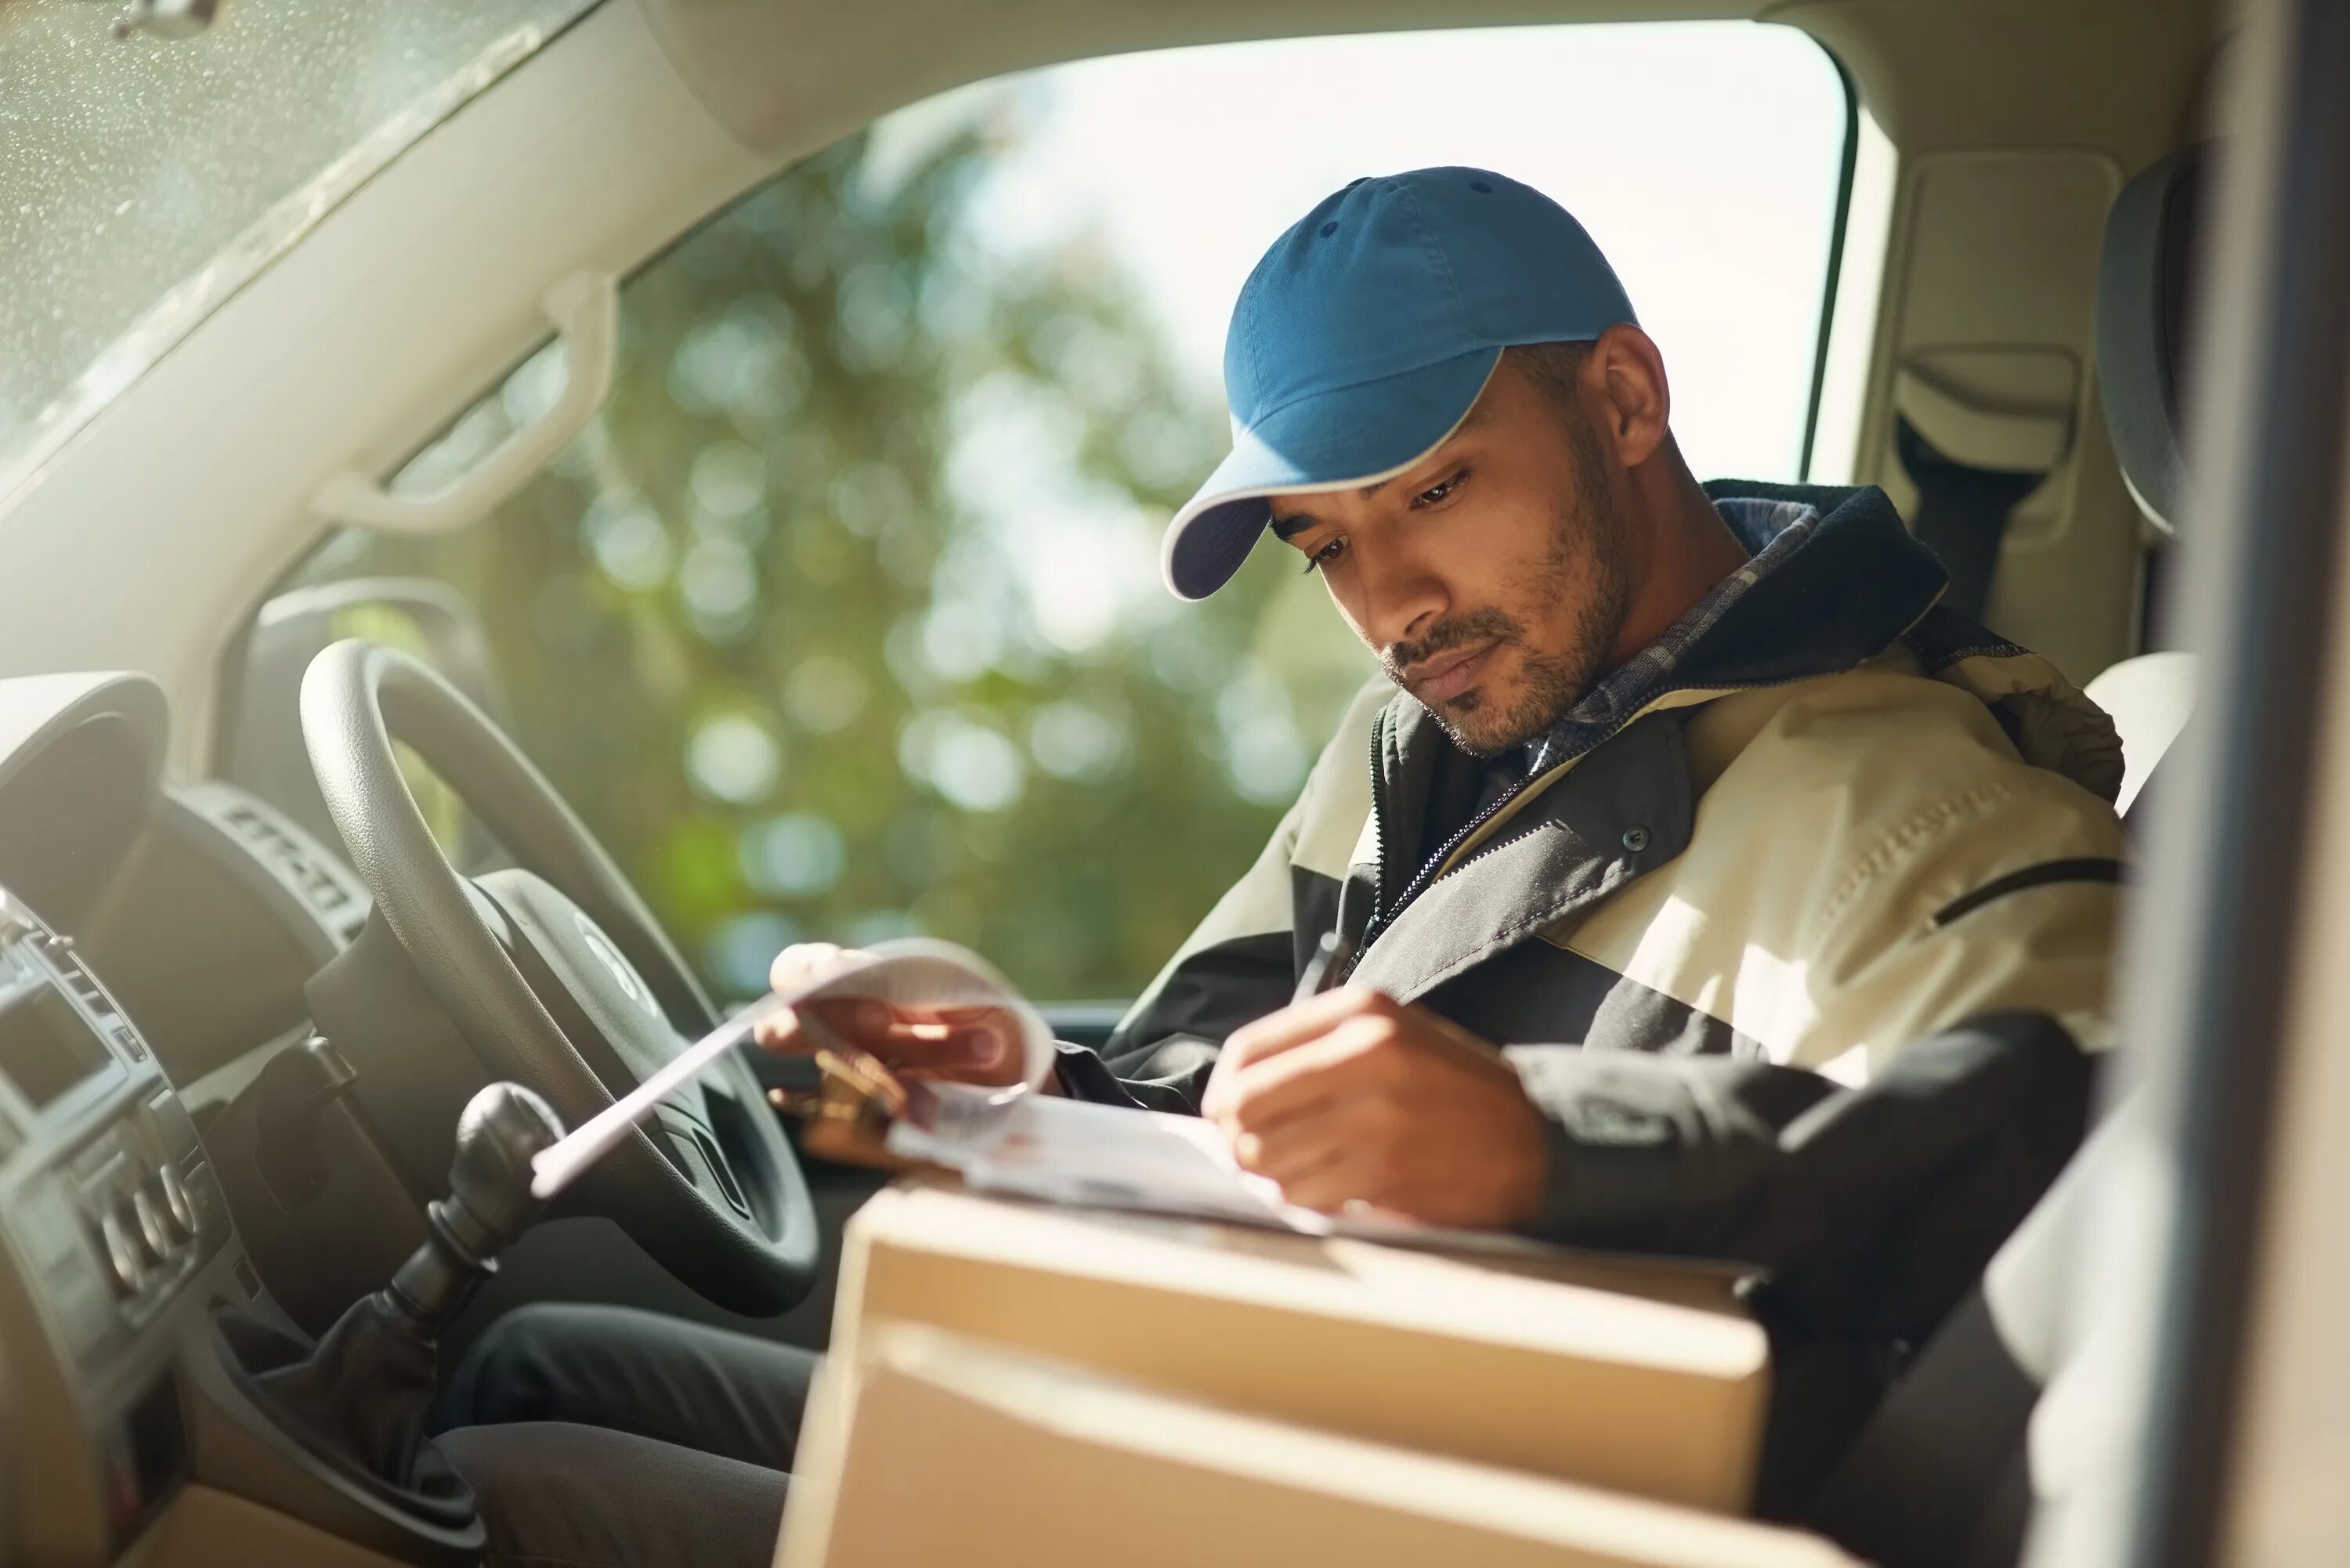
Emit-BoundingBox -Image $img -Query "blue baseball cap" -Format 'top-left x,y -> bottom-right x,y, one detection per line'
1164,167 -> 1638,600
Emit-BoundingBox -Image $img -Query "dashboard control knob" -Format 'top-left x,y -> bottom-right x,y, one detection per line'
158,1164 -> 197,1240
133,1185 -> 179,1259
98,1210 -> 145,1296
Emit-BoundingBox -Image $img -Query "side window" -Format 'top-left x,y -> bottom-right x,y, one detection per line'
259,23 -> 1853,1002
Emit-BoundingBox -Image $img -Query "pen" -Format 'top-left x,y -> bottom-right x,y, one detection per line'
1292,928 -> 1358,1004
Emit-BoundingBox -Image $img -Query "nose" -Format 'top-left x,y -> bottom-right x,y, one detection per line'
1350,536 -> 1449,651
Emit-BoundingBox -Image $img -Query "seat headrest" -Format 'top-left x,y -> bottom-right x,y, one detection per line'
2095,143 -> 2210,534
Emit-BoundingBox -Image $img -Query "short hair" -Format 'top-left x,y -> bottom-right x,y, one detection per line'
1508,340 -> 1595,411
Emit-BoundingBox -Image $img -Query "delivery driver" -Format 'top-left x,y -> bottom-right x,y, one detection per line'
434,168 -> 2126,1568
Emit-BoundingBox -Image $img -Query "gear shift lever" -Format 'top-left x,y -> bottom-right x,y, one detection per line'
223,1082 -> 566,1526
387,1082 -> 565,1331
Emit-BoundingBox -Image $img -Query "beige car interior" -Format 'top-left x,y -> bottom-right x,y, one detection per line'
0,0 -> 2243,1564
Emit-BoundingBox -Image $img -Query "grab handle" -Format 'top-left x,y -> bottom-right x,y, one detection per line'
311,271 -> 617,536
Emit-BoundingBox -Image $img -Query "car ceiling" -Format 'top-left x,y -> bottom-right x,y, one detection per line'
644,0 -> 2215,163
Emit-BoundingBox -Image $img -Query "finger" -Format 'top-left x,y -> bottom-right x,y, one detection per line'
1206,987 -> 1392,1113
1236,1092 -> 1405,1184
769,942 -> 847,992
1220,1013 -> 1401,1134
795,997 -> 922,1042
795,999 -> 1019,1078
751,1006 -> 808,1054
1230,1111 -> 1352,1187
1198,1047 -> 1246,1123
1221,985 -> 1389,1068
804,1001 -> 1014,1058
802,996 -> 896,1039
797,997 -> 1007,1034
890,1017 -> 1014,1077
1274,1146 -> 1390,1213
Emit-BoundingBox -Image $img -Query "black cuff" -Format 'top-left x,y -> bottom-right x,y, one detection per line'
1051,1042 -> 1146,1109
1506,1046 -> 1712,1250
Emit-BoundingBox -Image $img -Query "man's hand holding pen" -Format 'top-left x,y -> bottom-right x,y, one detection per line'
1201,982 -> 1550,1230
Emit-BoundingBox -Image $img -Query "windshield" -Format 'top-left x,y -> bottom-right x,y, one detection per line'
0,0 -> 599,504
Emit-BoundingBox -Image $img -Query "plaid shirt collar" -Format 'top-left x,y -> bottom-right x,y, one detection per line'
1517,497 -> 1820,780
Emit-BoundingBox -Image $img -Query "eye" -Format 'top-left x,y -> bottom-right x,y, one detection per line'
1301,536 -> 1349,574
1412,467 -> 1470,509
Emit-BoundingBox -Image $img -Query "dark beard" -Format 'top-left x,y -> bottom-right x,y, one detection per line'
1381,439 -> 1632,758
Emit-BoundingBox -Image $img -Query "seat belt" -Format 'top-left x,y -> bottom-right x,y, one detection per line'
1895,414 -> 2048,623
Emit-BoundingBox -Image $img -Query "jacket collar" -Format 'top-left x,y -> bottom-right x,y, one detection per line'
1353,482 -> 2135,995
1368,483 -> 1944,912
1353,708 -> 1693,1002
1673,480 -> 1949,688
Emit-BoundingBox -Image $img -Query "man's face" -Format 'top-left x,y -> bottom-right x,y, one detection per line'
1269,354 -> 1634,757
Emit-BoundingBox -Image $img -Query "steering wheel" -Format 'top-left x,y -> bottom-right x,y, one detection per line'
299,640 -> 818,1315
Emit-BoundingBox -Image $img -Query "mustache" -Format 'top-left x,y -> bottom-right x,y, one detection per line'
1380,607 -> 1522,684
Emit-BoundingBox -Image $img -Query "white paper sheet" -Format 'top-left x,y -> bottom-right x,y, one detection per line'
526,937 -> 1566,1259
528,938 -> 1056,1200
958,1095 -> 1581,1258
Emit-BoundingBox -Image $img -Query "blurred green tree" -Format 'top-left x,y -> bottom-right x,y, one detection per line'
299,107 -> 1371,1002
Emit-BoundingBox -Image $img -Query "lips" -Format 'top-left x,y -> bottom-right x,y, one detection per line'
1406,642 -> 1497,705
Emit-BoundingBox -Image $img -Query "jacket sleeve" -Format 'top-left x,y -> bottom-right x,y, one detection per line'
1772,768 -> 2127,1078
1503,1010 -> 2095,1342
1054,678 -> 1391,1115
1499,757 -> 2121,1328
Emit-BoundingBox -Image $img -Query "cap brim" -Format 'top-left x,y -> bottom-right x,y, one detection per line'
1163,345 -> 1503,599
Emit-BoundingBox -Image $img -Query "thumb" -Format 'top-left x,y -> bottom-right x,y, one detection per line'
750,1005 -> 804,1053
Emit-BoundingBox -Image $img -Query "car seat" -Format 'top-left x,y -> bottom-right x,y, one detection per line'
2084,143 -> 2208,824
1798,142 -> 2212,1567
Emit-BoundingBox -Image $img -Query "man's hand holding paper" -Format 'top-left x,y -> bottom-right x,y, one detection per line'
753,942 -> 1040,1091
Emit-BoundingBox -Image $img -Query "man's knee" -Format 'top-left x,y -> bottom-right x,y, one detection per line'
439,1301 -> 638,1430
438,1421 -> 786,1568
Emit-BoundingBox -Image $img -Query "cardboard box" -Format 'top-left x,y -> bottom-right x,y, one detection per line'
824,1184 -> 1770,1512
778,1321 -> 1849,1568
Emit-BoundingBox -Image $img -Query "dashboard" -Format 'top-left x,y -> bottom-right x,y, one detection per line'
0,671 -> 454,1564
0,674 -> 250,1560
0,887 -> 230,1558
0,678 -> 369,1116
78,781 -> 367,1101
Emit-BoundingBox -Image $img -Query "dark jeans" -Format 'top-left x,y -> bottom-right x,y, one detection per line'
430,1303 -> 822,1568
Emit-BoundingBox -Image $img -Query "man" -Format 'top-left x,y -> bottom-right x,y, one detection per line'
773,166 -> 2120,1239
439,168 -> 2124,1564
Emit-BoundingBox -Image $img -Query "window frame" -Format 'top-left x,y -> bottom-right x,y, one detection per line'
222,20 -> 1869,1002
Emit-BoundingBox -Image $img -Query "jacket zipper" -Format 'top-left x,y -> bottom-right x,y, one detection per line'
1345,573 -> 1954,969
1359,707 -> 1392,958
1350,670 -> 1825,968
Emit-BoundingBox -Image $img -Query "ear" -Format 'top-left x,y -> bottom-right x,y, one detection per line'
1586,323 -> 1672,468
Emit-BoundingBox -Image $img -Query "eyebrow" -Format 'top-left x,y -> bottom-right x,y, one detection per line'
1267,404 -> 1489,539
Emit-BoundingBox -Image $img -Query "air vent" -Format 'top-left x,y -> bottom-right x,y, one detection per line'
219,804 -> 357,919
53,948 -> 116,1019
